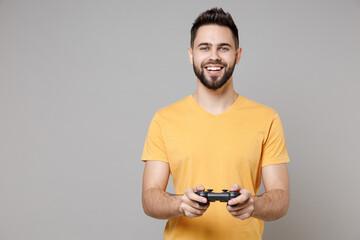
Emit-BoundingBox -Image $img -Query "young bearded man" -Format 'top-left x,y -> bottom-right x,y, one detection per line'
141,8 -> 290,240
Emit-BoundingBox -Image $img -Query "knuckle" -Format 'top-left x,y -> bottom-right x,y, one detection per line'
181,196 -> 188,204
249,206 -> 254,213
239,213 -> 249,220
179,203 -> 187,213
185,188 -> 193,195
185,210 -> 200,219
195,211 -> 202,216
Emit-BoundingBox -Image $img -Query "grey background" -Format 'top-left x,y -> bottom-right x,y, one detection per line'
1,0 -> 359,239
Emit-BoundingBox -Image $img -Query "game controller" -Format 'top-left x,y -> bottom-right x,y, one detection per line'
195,189 -> 240,207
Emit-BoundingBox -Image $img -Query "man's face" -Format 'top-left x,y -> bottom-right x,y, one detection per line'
189,25 -> 241,90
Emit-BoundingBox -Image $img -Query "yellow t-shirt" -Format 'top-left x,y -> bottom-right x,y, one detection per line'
142,95 -> 290,240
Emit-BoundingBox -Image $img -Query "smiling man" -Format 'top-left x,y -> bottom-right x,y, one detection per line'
141,8 -> 290,240
191,27 -> 238,91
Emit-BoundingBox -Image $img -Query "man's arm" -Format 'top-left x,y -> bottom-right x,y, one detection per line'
142,160 -> 209,219
227,163 -> 289,221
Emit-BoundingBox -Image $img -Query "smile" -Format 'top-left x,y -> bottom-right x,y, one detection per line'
205,65 -> 224,72
206,66 -> 222,71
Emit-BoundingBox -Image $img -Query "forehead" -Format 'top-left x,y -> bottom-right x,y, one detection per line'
194,24 -> 235,47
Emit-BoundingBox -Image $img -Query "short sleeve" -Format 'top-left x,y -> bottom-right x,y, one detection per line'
141,113 -> 168,162
261,113 -> 290,167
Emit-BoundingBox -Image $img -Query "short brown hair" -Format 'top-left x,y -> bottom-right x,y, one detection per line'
190,8 -> 239,49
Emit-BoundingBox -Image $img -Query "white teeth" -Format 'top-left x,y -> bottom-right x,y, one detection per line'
207,67 -> 221,71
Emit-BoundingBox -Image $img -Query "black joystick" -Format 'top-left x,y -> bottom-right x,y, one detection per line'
195,189 -> 240,207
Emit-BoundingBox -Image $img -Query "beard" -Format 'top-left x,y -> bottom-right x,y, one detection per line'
193,58 -> 236,90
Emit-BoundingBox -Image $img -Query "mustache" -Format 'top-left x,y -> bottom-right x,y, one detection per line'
201,60 -> 227,68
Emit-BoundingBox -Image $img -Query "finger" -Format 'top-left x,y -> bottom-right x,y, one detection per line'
227,204 -> 254,220
227,197 -> 253,212
230,206 -> 254,220
194,185 -> 205,192
228,189 -> 252,206
229,184 -> 241,192
240,188 -> 252,197
180,202 -> 207,218
226,198 -> 252,212
185,188 -> 208,205
227,204 -> 241,213
232,211 -> 253,220
182,195 -> 208,210
183,190 -> 207,207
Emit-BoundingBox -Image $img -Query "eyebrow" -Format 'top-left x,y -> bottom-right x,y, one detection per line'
197,42 -> 232,48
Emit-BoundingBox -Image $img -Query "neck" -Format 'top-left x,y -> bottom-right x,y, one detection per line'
193,77 -> 239,115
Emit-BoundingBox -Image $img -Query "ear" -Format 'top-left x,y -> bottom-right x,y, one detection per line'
235,47 -> 242,65
188,47 -> 193,65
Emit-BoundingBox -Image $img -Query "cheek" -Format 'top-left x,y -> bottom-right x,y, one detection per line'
193,58 -> 204,68
193,54 -> 207,66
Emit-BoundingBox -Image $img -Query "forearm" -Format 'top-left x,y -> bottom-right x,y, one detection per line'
142,188 -> 183,219
251,189 -> 289,221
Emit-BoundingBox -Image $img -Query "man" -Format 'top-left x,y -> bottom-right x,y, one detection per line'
141,8 -> 290,240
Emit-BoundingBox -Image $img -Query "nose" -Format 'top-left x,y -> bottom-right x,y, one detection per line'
209,49 -> 221,61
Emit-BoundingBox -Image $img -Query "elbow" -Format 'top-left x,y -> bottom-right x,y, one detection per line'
142,189 -> 152,217
279,196 -> 290,219
272,205 -> 289,221
142,188 -> 164,219
271,191 -> 290,221
142,201 -> 153,218
263,205 -> 289,221
260,189 -> 290,221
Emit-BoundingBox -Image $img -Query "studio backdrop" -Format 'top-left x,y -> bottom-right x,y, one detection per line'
0,0 -> 359,239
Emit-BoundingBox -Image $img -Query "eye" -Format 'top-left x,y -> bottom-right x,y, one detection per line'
200,47 -> 209,51
220,47 -> 229,51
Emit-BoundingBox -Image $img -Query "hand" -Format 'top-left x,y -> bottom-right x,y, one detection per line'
226,184 -> 254,220
179,185 -> 209,218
